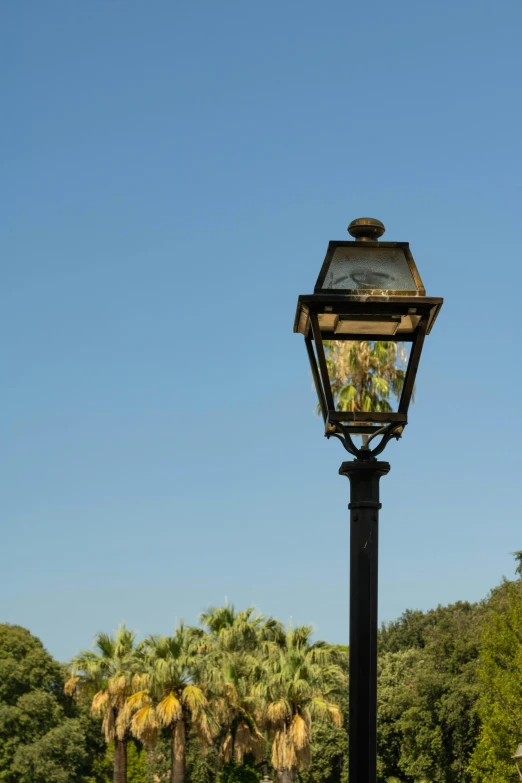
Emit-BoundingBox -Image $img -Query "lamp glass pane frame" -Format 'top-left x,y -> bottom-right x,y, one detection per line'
297,295 -> 442,435
314,241 -> 426,296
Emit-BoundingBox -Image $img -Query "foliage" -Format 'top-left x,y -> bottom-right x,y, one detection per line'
186,728 -> 219,783
379,608 -> 435,654
378,602 -> 483,783
256,625 -> 346,782
200,603 -> 284,653
138,734 -> 172,783
200,604 -> 281,765
127,741 -> 147,783
377,648 -> 421,781
468,579 -> 522,783
5,577 -> 522,783
65,624 -> 145,783
323,340 -> 408,414
0,624 -> 106,783
130,623 -> 216,783
66,624 -> 141,743
218,758 -> 261,783
100,740 -> 148,783
10,719 -> 88,782
299,710 -> 348,783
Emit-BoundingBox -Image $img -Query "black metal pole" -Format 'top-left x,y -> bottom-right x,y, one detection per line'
339,459 -> 390,783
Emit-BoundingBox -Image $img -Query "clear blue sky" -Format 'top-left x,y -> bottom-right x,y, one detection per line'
2,0 -> 522,662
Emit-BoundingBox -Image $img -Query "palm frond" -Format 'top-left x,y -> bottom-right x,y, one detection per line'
221,731 -> 234,762
267,698 -> 291,724
131,705 -> 159,748
108,675 -> 128,697
156,692 -> 183,727
272,729 -> 297,771
126,690 -> 151,709
101,706 -> 115,742
290,713 -> 310,751
64,675 -> 79,697
116,700 -> 134,739
91,689 -> 109,716
181,684 -> 207,715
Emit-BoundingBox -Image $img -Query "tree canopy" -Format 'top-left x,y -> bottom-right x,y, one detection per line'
3,556 -> 522,783
0,624 -> 106,783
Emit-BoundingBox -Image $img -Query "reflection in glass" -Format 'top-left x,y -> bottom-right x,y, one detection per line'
322,247 -> 417,291
324,340 -> 409,414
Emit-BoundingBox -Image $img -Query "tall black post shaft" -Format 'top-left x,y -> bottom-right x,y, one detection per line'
339,459 -> 390,783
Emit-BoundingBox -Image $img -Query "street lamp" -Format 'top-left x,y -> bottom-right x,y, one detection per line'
294,217 -> 443,783
513,744 -> 522,780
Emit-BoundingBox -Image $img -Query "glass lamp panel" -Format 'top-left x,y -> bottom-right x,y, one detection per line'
320,246 -> 418,292
322,339 -> 410,416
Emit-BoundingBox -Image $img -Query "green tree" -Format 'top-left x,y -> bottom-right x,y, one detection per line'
66,624 -> 142,783
127,741 -> 147,783
468,580 -> 522,783
186,727 -> 219,783
377,602 -> 483,783
10,719 -> 89,782
379,608 -> 434,654
102,741 -> 147,783
377,648 -> 420,782
141,734 -> 171,783
0,624 -> 105,783
218,758 -> 261,783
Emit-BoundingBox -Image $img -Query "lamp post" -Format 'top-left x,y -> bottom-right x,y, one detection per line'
294,218 -> 443,783
513,744 -> 522,780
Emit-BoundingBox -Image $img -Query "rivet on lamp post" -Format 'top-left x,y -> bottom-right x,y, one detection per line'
294,218 -> 443,783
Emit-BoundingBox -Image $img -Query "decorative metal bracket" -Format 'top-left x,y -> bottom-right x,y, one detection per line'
325,422 -> 404,460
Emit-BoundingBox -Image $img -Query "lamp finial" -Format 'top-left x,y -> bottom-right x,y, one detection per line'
348,217 -> 385,241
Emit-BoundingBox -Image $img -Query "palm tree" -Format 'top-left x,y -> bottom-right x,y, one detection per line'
323,340 -> 408,415
65,624 -> 141,783
130,622 -> 216,783
200,602 -> 283,764
256,625 -> 346,783
211,646 -> 266,765
200,602 -> 284,653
